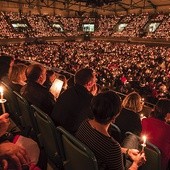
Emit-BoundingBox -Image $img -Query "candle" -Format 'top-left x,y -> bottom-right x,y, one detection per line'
0,86 -> 3,100
140,114 -> 144,120
141,135 -> 147,152
0,86 -> 6,113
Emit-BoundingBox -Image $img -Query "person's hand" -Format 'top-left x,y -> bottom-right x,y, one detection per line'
90,83 -> 98,96
0,113 -> 10,137
133,152 -> 146,167
129,152 -> 146,170
0,142 -> 30,170
128,148 -> 140,160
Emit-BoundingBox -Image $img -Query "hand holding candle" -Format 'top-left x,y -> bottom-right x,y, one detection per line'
0,86 -> 6,114
141,135 -> 147,152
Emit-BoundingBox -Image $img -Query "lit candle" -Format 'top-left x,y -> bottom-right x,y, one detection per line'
140,113 -> 144,120
0,86 -> 6,113
141,135 -> 147,152
0,86 -> 3,100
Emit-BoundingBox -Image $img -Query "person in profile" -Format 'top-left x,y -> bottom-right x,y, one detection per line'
51,67 -> 97,135
21,64 -> 55,115
9,63 -> 28,93
142,98 -> 170,170
76,90 -> 146,170
43,69 -> 58,90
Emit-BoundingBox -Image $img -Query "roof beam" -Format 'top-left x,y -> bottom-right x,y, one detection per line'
146,0 -> 156,9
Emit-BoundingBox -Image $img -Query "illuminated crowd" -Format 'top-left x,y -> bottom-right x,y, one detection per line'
1,41 -> 170,104
0,11 -> 170,39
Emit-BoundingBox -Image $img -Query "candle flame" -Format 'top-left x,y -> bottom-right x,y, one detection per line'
0,86 -> 3,93
142,135 -> 147,145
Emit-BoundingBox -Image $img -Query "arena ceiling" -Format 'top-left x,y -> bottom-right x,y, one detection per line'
0,0 -> 170,15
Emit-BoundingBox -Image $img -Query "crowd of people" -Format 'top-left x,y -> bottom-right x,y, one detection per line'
0,11 -> 170,39
0,9 -> 170,170
0,41 -> 170,104
0,53 -> 170,169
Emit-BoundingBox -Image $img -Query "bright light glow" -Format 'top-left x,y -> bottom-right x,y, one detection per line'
50,79 -> 63,99
142,135 -> 147,145
141,135 -> 147,152
0,86 -> 3,100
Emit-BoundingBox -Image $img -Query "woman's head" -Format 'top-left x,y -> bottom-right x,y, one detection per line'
122,91 -> 144,113
152,98 -> 170,121
10,63 -> 27,84
91,90 -> 121,125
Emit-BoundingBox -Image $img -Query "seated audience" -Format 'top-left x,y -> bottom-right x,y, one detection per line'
9,63 -> 28,92
51,67 -> 97,135
76,90 -> 146,170
141,98 -> 170,170
115,92 -> 143,141
21,63 -> 55,115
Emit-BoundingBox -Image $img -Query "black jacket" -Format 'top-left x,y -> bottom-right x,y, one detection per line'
51,84 -> 93,135
21,82 -> 55,115
115,108 -> 142,141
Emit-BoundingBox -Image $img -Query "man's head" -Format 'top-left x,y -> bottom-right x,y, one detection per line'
0,55 -> 14,79
75,68 -> 97,93
91,91 -> 121,125
26,64 -> 46,85
153,98 -> 170,121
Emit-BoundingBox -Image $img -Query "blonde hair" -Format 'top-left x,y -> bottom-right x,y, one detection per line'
10,63 -> 27,83
122,92 -> 143,113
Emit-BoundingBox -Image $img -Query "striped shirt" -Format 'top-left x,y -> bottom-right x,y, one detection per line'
76,120 -> 124,170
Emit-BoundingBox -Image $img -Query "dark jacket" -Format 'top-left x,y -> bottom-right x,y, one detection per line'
21,82 -> 55,115
115,108 -> 142,141
51,84 -> 93,135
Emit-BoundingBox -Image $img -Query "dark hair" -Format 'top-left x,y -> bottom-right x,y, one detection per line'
46,70 -> 55,78
26,64 -> 44,82
0,55 -> 14,79
91,91 -> 121,124
152,98 -> 170,121
74,68 -> 94,86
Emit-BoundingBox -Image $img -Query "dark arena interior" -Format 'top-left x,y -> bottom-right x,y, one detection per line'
0,0 -> 170,169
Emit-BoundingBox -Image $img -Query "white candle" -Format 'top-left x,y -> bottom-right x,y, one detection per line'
0,86 -> 3,100
141,135 -> 147,152
0,87 -> 5,113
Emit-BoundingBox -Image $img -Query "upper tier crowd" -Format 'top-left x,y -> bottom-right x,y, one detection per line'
0,11 -> 170,39
1,41 -> 170,104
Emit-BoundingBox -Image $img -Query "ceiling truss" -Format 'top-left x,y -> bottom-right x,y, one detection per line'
0,0 -> 170,15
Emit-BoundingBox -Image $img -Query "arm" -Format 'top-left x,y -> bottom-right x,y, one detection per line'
0,113 -> 10,137
0,142 -> 30,170
121,147 -> 146,170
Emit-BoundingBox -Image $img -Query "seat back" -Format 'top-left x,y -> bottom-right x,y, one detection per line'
123,132 -> 161,170
31,105 -> 63,169
13,91 -> 38,137
139,141 -> 161,170
0,81 -> 22,128
57,126 -> 98,170
108,123 -> 122,143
